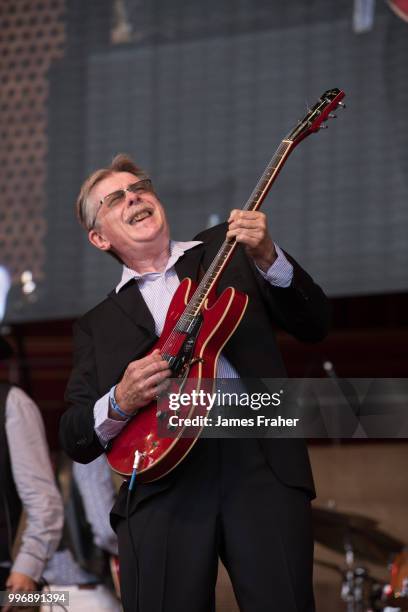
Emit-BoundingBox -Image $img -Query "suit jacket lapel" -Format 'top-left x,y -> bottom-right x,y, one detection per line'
174,243 -> 205,282
108,279 -> 156,337
107,243 -> 205,336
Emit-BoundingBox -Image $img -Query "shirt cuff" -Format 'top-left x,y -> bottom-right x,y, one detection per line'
12,552 -> 46,583
94,392 -> 128,446
255,243 -> 293,288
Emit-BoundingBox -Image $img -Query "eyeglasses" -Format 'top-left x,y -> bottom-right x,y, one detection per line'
90,178 -> 154,229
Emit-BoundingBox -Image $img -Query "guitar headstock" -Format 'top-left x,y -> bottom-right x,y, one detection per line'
288,88 -> 346,145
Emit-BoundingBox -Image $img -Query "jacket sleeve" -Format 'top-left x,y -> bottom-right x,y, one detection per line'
59,319 -> 105,464
195,223 -> 331,344
253,250 -> 331,343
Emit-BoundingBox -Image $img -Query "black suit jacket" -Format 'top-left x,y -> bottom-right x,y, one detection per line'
60,224 -> 330,500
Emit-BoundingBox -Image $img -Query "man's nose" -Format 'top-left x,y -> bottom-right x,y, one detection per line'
126,191 -> 142,206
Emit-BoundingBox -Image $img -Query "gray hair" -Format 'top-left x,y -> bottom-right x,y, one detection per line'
76,153 -> 149,231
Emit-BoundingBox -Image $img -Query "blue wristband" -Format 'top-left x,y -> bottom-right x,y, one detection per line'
109,385 -> 132,420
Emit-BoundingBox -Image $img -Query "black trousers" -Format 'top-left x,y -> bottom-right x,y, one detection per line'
115,439 -> 315,612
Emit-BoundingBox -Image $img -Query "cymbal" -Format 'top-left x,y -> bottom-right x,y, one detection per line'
313,507 -> 378,530
314,558 -> 344,576
313,507 -> 403,565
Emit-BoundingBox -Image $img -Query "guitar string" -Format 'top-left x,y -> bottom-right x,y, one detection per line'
159,142 -> 290,357
171,91 -> 342,338
129,93 -> 341,462
158,139 -> 293,360
159,140 -> 293,359
158,92 -> 340,357
157,91 -> 341,360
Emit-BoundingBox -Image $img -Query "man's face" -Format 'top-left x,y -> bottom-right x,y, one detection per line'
88,171 -> 169,260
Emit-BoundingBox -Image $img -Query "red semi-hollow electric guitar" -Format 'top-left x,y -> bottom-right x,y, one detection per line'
107,88 -> 345,482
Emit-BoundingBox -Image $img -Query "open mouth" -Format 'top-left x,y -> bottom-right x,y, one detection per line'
128,209 -> 153,225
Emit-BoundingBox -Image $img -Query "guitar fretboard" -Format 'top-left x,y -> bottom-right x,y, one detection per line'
180,138 -> 293,321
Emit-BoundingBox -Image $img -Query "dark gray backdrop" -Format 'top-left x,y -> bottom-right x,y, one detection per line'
6,0 -> 408,322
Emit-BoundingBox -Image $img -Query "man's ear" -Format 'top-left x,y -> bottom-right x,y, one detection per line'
88,229 -> 111,252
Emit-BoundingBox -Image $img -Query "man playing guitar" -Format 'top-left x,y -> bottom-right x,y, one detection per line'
60,150 -> 330,611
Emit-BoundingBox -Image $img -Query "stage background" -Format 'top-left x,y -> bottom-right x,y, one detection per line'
1,0 -> 407,322
1,3 -> 407,610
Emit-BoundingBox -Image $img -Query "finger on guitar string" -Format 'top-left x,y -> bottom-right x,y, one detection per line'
226,223 -> 278,272
114,352 -> 172,414
130,355 -> 170,378
228,209 -> 268,227
143,366 -> 172,390
226,227 -> 264,243
227,210 -> 269,243
228,209 -> 267,220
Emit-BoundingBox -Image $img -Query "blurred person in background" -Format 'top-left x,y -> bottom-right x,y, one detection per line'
0,324 -> 120,611
41,453 -> 121,612
0,335 -> 63,610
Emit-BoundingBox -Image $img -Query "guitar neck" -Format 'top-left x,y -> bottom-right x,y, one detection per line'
186,138 -> 294,317
178,86 -> 345,323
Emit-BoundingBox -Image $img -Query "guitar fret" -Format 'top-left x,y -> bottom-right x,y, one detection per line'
180,138 -> 296,320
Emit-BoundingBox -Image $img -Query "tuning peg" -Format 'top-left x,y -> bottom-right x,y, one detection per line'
338,101 -> 346,109
328,113 -> 337,119
319,124 -> 328,129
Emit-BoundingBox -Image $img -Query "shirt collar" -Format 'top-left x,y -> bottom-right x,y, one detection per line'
115,240 -> 202,293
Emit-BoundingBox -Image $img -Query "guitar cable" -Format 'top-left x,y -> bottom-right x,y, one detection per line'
128,450 -> 141,493
126,450 -> 141,610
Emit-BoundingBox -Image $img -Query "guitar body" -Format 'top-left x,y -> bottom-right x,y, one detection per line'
107,277 -> 248,481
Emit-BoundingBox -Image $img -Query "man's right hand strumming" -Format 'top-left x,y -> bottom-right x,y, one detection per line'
110,349 -> 172,420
